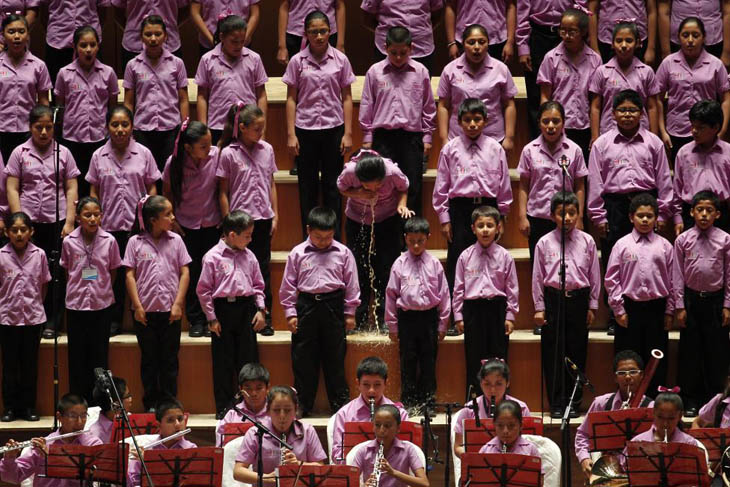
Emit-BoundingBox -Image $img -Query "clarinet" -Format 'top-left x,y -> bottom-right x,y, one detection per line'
489,395 -> 496,419
369,397 -> 375,421
373,442 -> 385,487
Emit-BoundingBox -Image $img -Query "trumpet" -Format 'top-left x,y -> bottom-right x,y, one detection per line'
369,397 -> 375,421
373,442 -> 385,487
0,430 -> 85,454
280,434 -> 287,465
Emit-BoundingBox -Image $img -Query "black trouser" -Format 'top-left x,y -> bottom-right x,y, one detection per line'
61,138 -> 105,198
372,48 -> 434,75
33,221 -> 66,330
527,215 -> 556,265
0,324 -> 41,411
541,287 -> 590,409
290,290 -> 349,414
45,44 -> 74,86
295,125 -> 344,241
182,225 -> 221,328
445,197 -> 497,292
597,41 -> 648,64
614,296 -> 668,398
565,128 -> 591,168
525,22 -> 561,139
248,219 -> 273,312
669,134 -> 694,168
210,129 -> 223,146
398,307 -> 439,408
122,47 -> 183,73
678,288 -> 730,409
372,128 -> 424,217
463,297 -> 508,398
345,215 -> 402,326
286,32 -> 339,60
134,128 -> 179,194
681,201 -> 730,233
0,131 -> 28,165
133,312 -> 181,410
211,296 -> 259,412
67,307 -> 112,404
111,231 -> 130,326
600,190 -> 657,275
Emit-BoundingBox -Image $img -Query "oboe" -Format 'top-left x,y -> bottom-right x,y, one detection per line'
489,396 -> 496,419
0,430 -> 85,454
369,397 -> 375,421
280,434 -> 287,465
373,442 -> 385,487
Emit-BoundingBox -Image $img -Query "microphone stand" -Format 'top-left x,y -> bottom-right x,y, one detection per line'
420,399 -> 441,474
230,403 -> 293,487
433,401 -> 461,487
50,105 -> 63,431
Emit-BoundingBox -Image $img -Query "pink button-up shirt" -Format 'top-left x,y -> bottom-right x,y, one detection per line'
450,0 -> 508,44
516,0 -> 587,56
0,155 -> 8,222
214,399 -> 268,446
235,416 -> 327,472
453,395 -> 531,435
588,56 -> 658,135
517,135 -> 587,220
433,133 -> 512,220
54,59 -> 118,143
359,58 -> 436,144
0,242 -> 50,326
673,225 -> 730,308
453,242 -> 519,321
331,395 -> 409,464
670,0 -> 723,45
595,0 -> 648,43
123,50 -> 188,132
194,0 -> 259,48
698,393 -> 730,428
194,44 -> 268,130
360,0 -> 443,58
61,226 -> 122,311
0,0 -> 39,20
44,0 -> 109,50
122,231 -> 192,312
656,50 -> 730,138
5,139 -> 81,223
537,43 -> 602,130
89,413 -> 114,443
385,249 -> 450,332
279,237 -> 360,318
0,430 -> 102,487
532,228 -> 600,311
86,140 -> 160,232
621,425 -> 702,469
216,140 -> 277,220
479,435 -> 541,458
437,54 -> 517,141
352,438 -> 424,487
282,45 -> 356,130
113,0 -> 189,53
605,229 -> 675,315
286,0 -> 338,35
127,435 -> 197,487
162,146 -> 221,229
587,128 -> 673,225
197,239 -> 265,320
337,156 -> 410,224
0,50 -> 51,133
672,140 -> 730,220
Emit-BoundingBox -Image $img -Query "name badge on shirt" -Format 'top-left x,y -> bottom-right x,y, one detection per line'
82,267 -> 98,281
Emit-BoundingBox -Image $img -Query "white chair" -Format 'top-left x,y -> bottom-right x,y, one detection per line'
84,406 -> 101,432
345,440 -> 426,484
523,434 -> 561,487
326,414 -> 337,463
451,426 -> 461,487
223,436 -> 251,487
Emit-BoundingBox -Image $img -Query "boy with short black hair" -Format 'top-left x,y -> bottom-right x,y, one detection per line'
279,206 -> 360,417
673,190 -> 730,416
331,356 -> 409,464
533,191 -> 600,418
605,192 -> 674,395
215,362 -> 271,446
673,100 -> 730,235
453,205 -> 518,395
385,216 -> 450,409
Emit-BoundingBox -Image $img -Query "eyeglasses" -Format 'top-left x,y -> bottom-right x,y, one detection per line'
64,413 -> 89,420
306,28 -> 329,36
615,369 -> 642,377
615,107 -> 641,114
559,28 -> 581,38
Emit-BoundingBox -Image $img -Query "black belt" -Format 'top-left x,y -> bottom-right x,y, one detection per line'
603,188 -> 658,203
529,20 -> 558,35
685,287 -> 723,299
213,295 -> 255,304
299,289 -> 344,302
450,196 -> 496,206
545,286 -> 590,299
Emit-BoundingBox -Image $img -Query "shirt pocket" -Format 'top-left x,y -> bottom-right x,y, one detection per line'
409,81 -> 422,104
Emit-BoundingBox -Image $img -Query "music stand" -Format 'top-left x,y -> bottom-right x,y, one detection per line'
112,413 -> 160,443
142,447 -> 223,487
625,441 -> 710,487
586,408 -> 654,452
45,443 -> 130,486
462,419 -> 544,453
341,422 -> 423,458
688,428 -> 730,468
277,464 -> 360,487
460,452 -> 542,487
221,422 -> 256,446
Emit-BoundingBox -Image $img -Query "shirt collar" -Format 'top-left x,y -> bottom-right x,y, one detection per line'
140,48 -> 172,67
631,228 -> 655,242
303,237 -> 339,253
612,128 -> 645,144
534,134 -> 569,156
300,45 -> 335,64
455,53 -> 493,75
459,132 -> 485,150
69,58 -> 102,73
383,58 -> 417,73
690,138 -> 723,154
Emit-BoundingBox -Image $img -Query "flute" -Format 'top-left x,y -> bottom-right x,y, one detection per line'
0,430 -> 85,454
136,428 -> 191,451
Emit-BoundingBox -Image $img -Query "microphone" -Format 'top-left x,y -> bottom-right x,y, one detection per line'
564,357 -> 595,391
94,368 -> 111,390
467,385 -> 481,427
558,155 -> 569,167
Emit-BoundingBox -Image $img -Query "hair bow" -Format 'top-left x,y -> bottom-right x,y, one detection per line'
657,385 -> 681,393
481,357 -> 506,365
137,195 -> 151,232
217,12 -> 230,21
572,4 -> 593,16
614,17 -> 637,24
350,148 -> 381,163
231,101 -> 245,139
172,117 -> 190,157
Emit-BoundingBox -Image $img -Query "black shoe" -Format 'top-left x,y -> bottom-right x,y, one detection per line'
203,327 -> 212,337
216,409 -> 227,420
289,167 -> 298,176
607,324 -> 615,336
550,407 -> 562,419
188,324 -> 204,338
569,406 -> 580,419
42,327 -> 57,339
260,325 -> 274,336
685,407 -> 699,418
1,409 -> 15,422
533,326 -> 542,335
109,321 -> 122,337
23,409 -> 39,421
446,326 -> 459,336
